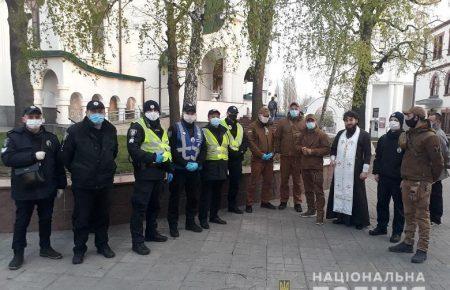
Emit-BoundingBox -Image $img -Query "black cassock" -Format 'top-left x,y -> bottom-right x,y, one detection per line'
326,128 -> 371,227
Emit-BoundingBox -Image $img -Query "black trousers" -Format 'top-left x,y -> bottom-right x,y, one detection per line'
130,179 -> 162,244
199,179 -> 225,221
227,159 -> 242,209
72,187 -> 111,254
376,176 -> 404,234
12,197 -> 55,250
168,170 -> 200,227
430,180 -> 443,224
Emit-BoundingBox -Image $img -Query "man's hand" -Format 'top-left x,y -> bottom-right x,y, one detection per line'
57,189 -> 64,199
35,151 -> 46,160
155,153 -> 164,164
360,172 -> 368,180
301,147 -> 312,155
374,174 -> 379,182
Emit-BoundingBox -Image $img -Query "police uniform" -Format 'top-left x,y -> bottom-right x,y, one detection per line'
167,104 -> 205,236
127,101 -> 172,253
1,106 -> 67,269
199,110 -> 229,228
61,101 -> 118,262
220,106 -> 248,213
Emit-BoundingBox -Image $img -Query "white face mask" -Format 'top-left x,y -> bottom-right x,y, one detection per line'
145,111 -> 160,121
183,113 -> 197,124
259,115 -> 269,124
26,119 -> 44,130
389,120 -> 400,131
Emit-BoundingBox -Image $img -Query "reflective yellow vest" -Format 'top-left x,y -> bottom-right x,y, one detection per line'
137,118 -> 172,162
220,119 -> 243,151
203,128 -> 229,161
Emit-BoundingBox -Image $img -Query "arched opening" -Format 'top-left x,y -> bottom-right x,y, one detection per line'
243,67 -> 254,101
42,70 -> 58,124
126,97 -> 136,119
430,74 -> 439,97
315,107 -> 337,133
109,96 -> 119,121
199,48 -> 225,101
445,72 -> 450,96
69,92 -> 83,123
92,94 -> 103,102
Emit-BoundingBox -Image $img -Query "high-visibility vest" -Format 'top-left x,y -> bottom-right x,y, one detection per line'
137,118 -> 172,162
203,128 -> 229,161
175,121 -> 203,161
220,119 -> 243,152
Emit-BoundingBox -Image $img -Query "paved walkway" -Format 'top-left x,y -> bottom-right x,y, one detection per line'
0,177 -> 449,290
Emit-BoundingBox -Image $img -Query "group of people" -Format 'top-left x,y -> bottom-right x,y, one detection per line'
1,98 -> 445,271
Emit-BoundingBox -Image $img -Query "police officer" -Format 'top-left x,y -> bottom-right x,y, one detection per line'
199,109 -> 229,229
167,104 -> 205,237
61,100 -> 118,264
128,100 -> 173,255
220,106 -> 248,214
2,106 -> 67,270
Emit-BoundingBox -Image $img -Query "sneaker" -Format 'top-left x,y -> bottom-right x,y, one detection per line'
132,243 -> 150,255
169,226 -> 180,238
294,204 -> 303,213
411,250 -> 427,263
390,234 -> 401,243
8,249 -> 24,270
72,252 -> 85,265
316,216 -> 324,225
40,247 -> 63,259
278,202 -> 287,210
145,231 -> 168,242
209,216 -> 227,224
388,242 -> 414,253
97,244 -> 116,258
200,220 -> 210,229
369,227 -> 387,236
245,205 -> 253,213
355,224 -> 365,230
228,207 -> 244,214
261,202 -> 276,210
300,209 -> 316,218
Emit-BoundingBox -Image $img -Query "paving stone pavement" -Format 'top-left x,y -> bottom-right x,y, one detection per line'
0,177 -> 449,290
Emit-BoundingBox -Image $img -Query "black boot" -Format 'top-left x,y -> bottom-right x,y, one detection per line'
8,249 -> 24,270
390,233 -> 401,243
333,218 -> 345,224
261,202 -> 276,210
72,252 -> 85,265
97,244 -> 116,258
209,216 -> 227,224
389,242 -> 414,253
245,205 -> 253,213
294,204 -> 303,213
278,202 -> 287,210
228,207 -> 244,214
185,219 -> 202,233
411,250 -> 427,263
132,243 -> 150,255
369,226 -> 387,236
200,219 -> 210,229
169,225 -> 180,238
145,230 -> 168,242
40,246 -> 63,259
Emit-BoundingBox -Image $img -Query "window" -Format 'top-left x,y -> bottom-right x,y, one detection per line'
373,108 -> 379,118
445,72 -> 450,96
433,33 -> 444,60
430,74 -> 440,97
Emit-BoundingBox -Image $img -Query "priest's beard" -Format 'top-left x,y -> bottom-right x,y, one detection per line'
345,125 -> 357,138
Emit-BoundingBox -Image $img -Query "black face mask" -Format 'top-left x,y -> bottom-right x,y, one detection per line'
228,115 -> 237,122
405,117 -> 418,128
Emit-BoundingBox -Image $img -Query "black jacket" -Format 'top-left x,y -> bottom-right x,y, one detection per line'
1,126 -> 67,200
222,118 -> 248,161
372,130 -> 404,180
201,124 -> 228,181
127,117 -> 172,181
168,119 -> 206,171
61,117 -> 118,189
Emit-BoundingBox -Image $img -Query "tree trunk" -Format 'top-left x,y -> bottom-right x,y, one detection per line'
320,59 -> 338,128
251,60 -> 265,120
183,0 -> 205,107
6,0 -> 34,126
165,1 -> 181,125
351,63 -> 371,130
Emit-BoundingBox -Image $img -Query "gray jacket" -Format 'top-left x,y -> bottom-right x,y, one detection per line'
435,128 -> 449,180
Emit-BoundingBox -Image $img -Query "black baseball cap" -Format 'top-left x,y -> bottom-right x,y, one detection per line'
183,103 -> 196,113
227,106 -> 239,115
143,100 -> 160,112
86,100 -> 105,111
23,105 -> 42,116
208,109 -> 220,116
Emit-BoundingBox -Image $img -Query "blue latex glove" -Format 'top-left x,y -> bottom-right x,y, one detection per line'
155,152 -> 164,164
267,153 -> 274,159
167,173 -> 173,183
186,162 -> 199,172
262,153 -> 269,161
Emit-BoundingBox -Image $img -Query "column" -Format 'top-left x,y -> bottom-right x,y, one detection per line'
33,88 -> 43,108
223,53 -> 233,103
56,86 -> 71,125
118,103 -> 126,121
388,83 -> 395,115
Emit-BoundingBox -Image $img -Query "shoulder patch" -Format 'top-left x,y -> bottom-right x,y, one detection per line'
130,129 -> 137,137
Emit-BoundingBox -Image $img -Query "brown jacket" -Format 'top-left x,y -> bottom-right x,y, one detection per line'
247,120 -> 274,159
400,125 -> 444,183
274,117 -> 306,156
298,127 -> 330,170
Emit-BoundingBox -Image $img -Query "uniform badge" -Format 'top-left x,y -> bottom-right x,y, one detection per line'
130,129 -> 137,137
191,137 -> 195,143
397,147 -> 402,153
150,105 -> 155,109
129,138 -> 135,144
93,101 -> 99,106
46,140 -> 52,148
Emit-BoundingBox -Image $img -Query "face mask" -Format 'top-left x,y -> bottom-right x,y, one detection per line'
145,111 -> 160,121
228,114 -> 237,122
88,113 -> 105,125
210,117 -> 220,127
405,118 -> 418,128
183,113 -> 196,124
289,109 -> 299,118
26,119 -> 43,130
389,120 -> 400,131
259,115 -> 269,124
306,122 -> 316,130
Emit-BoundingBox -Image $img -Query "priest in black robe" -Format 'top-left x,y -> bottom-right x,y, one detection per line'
326,110 -> 371,229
